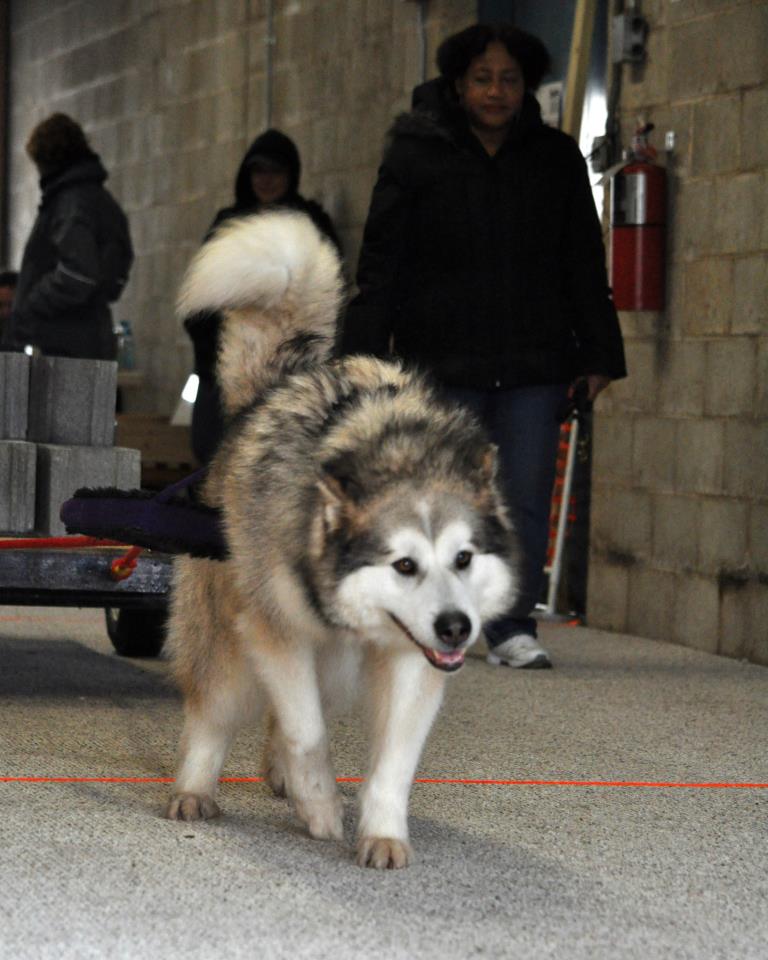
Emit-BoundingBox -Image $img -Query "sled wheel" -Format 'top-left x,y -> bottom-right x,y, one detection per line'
105,607 -> 167,658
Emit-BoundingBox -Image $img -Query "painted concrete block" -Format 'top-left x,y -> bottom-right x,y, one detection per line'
651,494 -> 700,571
681,258 -> 732,336
28,356 -> 118,446
0,352 -> 31,440
590,487 -> 652,564
704,340 -> 757,417
691,96 -> 740,178
724,422 -> 768,499
631,417 -> 678,492
671,576 -> 720,654
733,255 -> 768,335
35,443 -> 140,536
675,420 -> 724,495
0,440 -> 37,533
713,173 -> 763,255
585,560 -> 629,634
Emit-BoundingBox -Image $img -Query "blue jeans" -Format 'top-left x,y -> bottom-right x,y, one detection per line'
446,384 -> 569,645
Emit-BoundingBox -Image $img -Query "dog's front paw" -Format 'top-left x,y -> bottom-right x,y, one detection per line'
165,792 -> 221,822
295,795 -> 344,841
356,837 -> 413,869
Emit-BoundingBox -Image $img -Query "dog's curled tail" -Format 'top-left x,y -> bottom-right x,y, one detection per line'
176,210 -> 343,412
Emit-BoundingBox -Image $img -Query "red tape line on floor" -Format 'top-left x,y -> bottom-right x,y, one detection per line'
1,776 -> 766,788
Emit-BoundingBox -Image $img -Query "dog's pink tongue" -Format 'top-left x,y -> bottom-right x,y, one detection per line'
425,647 -> 465,669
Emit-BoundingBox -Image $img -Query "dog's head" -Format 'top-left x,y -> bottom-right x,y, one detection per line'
311,447 -> 519,673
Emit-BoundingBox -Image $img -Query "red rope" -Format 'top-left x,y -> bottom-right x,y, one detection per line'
0,536 -> 125,550
110,545 -> 144,581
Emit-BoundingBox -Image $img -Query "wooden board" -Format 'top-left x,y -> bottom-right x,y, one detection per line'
562,0 -> 599,140
115,414 -> 198,489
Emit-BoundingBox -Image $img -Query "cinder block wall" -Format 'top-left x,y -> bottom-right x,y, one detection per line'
7,0 -> 474,416
8,0 -> 766,661
588,0 -> 768,663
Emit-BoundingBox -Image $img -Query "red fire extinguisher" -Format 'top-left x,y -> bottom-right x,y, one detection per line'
609,123 -> 666,311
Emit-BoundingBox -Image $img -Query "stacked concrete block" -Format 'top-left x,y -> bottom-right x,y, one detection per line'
28,356 -> 139,535
1,352 -> 30,439
0,440 -> 37,534
0,352 -> 140,535
36,444 -> 140,537
28,355 -> 118,446
1,353 -> 36,533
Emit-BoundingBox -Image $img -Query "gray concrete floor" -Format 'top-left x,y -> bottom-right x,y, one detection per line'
1,606 -> 766,959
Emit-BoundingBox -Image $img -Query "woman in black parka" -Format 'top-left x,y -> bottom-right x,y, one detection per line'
184,129 -> 341,464
340,23 -> 626,669
6,114 -> 133,360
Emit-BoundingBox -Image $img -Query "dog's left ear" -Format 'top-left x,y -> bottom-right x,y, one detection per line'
478,444 -> 498,484
467,443 -> 498,494
475,443 -> 514,529
316,473 -> 347,534
316,454 -> 364,535
469,443 -> 510,518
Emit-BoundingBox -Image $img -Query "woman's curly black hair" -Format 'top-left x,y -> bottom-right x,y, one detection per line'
437,22 -> 551,92
26,113 -> 94,173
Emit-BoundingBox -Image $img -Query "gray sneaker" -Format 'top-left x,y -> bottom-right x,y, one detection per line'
486,634 -> 552,669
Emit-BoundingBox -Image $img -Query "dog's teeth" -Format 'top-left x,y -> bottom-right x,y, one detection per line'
429,648 -> 465,668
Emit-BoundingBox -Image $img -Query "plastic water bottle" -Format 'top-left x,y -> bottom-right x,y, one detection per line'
117,319 -> 136,370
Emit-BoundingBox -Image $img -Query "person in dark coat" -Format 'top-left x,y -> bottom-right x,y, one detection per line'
339,23 -> 627,669
5,114 -> 133,360
0,270 -> 18,342
184,128 -> 341,464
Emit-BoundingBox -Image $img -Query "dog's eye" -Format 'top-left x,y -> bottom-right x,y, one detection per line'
392,557 -> 418,576
455,550 -> 473,570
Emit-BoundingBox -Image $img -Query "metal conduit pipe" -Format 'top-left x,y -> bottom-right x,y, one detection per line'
264,0 -> 275,128
417,0 -> 428,84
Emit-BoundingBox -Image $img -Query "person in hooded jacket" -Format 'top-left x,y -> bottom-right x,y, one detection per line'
339,23 -> 627,670
5,114 -> 133,360
184,128 -> 341,464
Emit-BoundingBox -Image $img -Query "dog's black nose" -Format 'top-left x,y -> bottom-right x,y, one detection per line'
433,611 -> 472,648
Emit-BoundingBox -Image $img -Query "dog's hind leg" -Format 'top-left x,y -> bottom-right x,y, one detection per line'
262,710 -> 288,798
166,658 -> 261,821
357,648 -> 446,869
251,633 -> 342,841
165,560 -> 262,822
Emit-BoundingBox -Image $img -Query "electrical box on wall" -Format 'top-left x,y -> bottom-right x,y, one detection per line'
611,12 -> 648,64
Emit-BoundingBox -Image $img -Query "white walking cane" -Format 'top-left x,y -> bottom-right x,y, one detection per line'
539,409 -> 581,619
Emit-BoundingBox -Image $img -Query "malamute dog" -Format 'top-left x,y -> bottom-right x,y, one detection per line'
167,211 -> 518,868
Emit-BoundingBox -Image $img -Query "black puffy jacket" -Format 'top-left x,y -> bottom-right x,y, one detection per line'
184,129 -> 341,462
185,129 -> 341,384
340,84 -> 626,389
8,154 -> 132,360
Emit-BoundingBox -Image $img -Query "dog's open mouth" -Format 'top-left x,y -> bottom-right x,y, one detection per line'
387,613 -> 466,673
